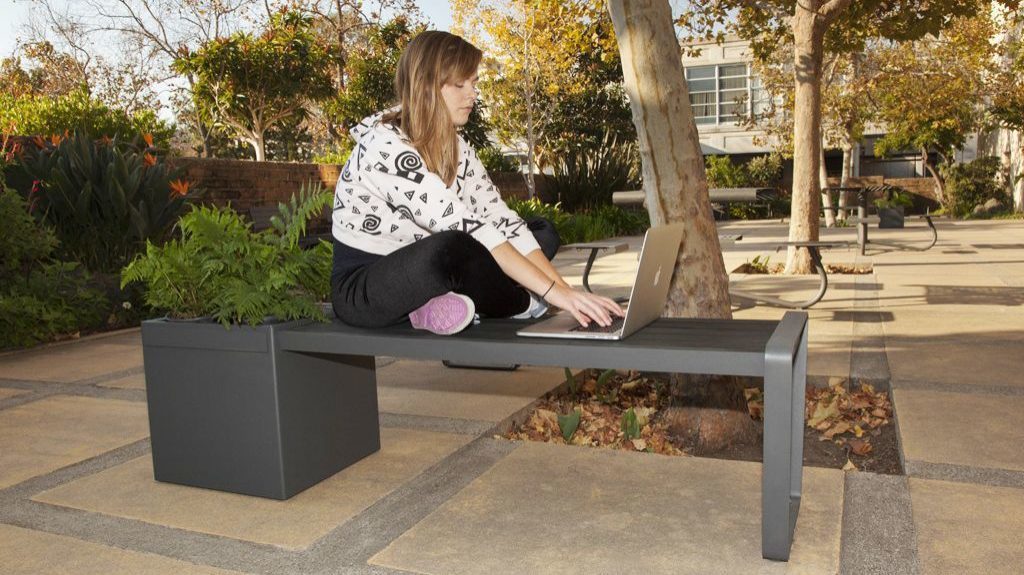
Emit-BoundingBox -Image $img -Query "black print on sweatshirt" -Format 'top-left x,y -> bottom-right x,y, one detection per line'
361,214 -> 382,235
394,151 -> 425,183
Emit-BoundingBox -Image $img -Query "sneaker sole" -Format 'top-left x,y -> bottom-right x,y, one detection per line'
409,293 -> 475,335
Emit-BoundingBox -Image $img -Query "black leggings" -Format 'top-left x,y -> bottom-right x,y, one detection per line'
332,218 -> 560,328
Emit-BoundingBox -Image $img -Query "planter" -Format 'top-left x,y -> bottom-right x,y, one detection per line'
878,206 -> 905,229
140,318 -> 380,499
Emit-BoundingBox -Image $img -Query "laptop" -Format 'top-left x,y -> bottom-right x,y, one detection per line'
516,223 -> 684,341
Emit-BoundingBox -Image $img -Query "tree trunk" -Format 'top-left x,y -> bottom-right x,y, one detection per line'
785,2 -> 827,274
821,142 -> 836,227
251,131 -> 267,162
838,140 -> 853,220
922,147 -> 945,202
608,0 -> 754,454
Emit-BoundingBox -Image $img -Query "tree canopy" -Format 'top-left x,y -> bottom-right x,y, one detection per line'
174,10 -> 334,161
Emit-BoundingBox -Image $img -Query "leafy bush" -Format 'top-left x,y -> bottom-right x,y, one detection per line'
312,138 -> 354,165
705,153 -> 783,188
873,187 -> 914,209
941,156 -> 1009,217
507,198 -> 649,244
477,146 -> 519,174
18,130 -> 194,273
0,89 -> 173,147
546,133 -> 641,212
0,186 -> 107,349
121,185 -> 333,326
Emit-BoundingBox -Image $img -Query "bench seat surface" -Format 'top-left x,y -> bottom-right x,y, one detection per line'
279,317 -> 782,378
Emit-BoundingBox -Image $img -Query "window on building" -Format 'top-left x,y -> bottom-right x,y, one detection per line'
685,64 -> 768,126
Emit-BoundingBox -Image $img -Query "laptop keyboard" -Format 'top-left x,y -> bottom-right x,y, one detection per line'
570,316 -> 625,334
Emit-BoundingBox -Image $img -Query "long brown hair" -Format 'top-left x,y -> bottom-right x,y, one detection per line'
384,31 -> 481,186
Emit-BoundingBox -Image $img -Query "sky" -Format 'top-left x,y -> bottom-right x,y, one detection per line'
0,0 -> 454,58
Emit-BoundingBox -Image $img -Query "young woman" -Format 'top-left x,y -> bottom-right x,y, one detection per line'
330,30 -> 623,335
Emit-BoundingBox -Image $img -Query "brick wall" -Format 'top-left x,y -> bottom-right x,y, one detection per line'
172,158 -> 537,210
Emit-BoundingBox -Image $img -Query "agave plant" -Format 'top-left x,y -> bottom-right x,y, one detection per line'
20,130 -> 194,273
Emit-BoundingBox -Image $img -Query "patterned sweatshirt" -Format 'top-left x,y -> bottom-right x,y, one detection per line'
331,111 -> 541,257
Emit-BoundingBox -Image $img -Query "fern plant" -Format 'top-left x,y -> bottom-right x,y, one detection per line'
121,184 -> 332,326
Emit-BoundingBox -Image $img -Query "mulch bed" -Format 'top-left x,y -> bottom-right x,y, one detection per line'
502,369 -> 902,475
732,262 -> 873,275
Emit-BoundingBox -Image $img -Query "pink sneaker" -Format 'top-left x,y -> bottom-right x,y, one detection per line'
408,292 -> 475,335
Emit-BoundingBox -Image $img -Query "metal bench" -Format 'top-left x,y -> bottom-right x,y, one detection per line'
613,188 -> 778,219
729,241 -> 851,310
567,233 -> 743,297
140,311 -> 809,561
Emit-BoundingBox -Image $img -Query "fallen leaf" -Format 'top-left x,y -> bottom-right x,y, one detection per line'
853,425 -> 864,438
631,438 -> 647,451
824,421 -> 851,439
843,459 -> 858,471
849,439 -> 873,456
620,379 -> 640,391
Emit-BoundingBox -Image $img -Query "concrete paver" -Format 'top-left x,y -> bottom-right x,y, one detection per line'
377,360 -> 563,422
0,395 -> 149,489
910,478 -> 1024,575
0,524 -> 245,575
0,340 -> 142,383
370,441 -> 843,575
34,427 -> 472,550
894,389 -> 1024,472
0,387 -> 28,400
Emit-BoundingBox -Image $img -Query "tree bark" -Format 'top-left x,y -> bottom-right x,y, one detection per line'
608,0 -> 753,454
785,2 -> 827,274
821,142 -> 836,227
922,146 -> 945,202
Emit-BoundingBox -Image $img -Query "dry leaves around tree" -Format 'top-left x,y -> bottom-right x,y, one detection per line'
505,370 -> 893,464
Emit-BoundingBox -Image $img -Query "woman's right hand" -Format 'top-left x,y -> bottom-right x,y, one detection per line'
544,285 -> 625,328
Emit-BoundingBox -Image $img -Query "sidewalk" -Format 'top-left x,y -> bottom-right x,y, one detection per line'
1,218 -> 1022,574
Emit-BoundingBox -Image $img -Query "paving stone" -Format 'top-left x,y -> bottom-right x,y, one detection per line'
34,427 -> 471,550
807,333 -> 852,379
370,442 -> 843,575
886,336 -> 1024,388
910,478 -> 1024,575
0,395 -> 149,489
97,372 -> 147,390
0,387 -> 28,400
0,524 -> 246,575
883,311 -> 1024,338
894,389 -> 1024,472
0,340 -> 142,383
376,360 -> 563,422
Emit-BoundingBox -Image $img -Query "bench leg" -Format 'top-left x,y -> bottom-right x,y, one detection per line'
761,320 -> 807,560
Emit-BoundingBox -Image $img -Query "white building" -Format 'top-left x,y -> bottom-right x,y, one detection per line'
680,35 -> 984,184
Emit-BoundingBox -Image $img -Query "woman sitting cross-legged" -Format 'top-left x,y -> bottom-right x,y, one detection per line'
330,30 -> 623,335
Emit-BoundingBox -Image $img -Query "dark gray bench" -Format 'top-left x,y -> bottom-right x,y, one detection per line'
141,311 -> 809,561
613,188 -> 778,219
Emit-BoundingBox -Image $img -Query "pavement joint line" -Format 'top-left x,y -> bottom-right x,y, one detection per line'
0,382 -> 146,412
71,365 -> 145,386
305,436 -> 520,574
889,379 -> 1024,397
0,439 -> 152,502
839,472 -> 920,575
905,460 -> 1024,489
378,412 -> 495,436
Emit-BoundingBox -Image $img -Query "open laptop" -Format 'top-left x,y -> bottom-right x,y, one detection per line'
517,223 -> 684,341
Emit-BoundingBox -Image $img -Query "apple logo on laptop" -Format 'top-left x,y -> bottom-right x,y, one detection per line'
653,266 -> 662,286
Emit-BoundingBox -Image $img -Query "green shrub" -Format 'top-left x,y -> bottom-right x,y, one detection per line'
18,130 -> 194,273
0,185 -> 107,349
546,133 -> 641,212
941,156 -> 1009,217
478,146 -> 519,174
507,198 -> 649,244
705,155 -> 747,188
312,138 -> 354,165
0,89 -> 173,147
121,185 -> 332,326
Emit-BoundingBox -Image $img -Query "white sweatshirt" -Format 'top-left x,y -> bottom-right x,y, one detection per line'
331,111 -> 541,256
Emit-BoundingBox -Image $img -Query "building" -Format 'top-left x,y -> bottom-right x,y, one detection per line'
680,35 -> 984,187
